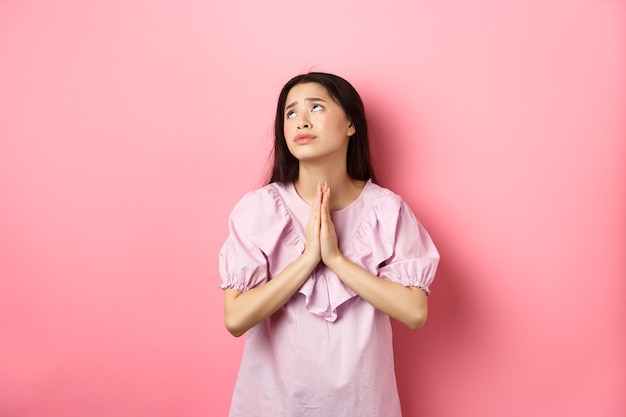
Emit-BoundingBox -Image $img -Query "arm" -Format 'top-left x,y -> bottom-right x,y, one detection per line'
224,253 -> 318,337
324,257 -> 428,330
223,183 -> 324,337
319,184 -> 428,330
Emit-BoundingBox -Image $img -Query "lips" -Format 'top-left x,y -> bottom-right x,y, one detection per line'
294,133 -> 316,144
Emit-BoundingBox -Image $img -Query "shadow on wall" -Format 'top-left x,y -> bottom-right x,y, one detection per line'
391,236 -> 472,415
363,84 -> 477,415
362,87 -> 403,188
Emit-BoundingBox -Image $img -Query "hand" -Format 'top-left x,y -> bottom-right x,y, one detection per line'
320,182 -> 344,267
302,181 -> 322,265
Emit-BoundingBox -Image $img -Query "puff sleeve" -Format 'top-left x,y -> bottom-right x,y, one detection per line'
377,202 -> 440,295
218,185 -> 301,292
219,215 -> 269,292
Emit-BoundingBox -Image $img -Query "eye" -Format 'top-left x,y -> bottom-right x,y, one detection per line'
311,104 -> 324,112
286,110 -> 297,119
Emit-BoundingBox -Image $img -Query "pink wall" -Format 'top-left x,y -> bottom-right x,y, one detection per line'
1,1 -> 624,416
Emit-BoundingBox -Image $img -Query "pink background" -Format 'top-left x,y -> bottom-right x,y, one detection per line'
1,0 -> 625,416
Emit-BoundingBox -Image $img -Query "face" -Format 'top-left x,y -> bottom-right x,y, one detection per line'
283,82 -> 356,163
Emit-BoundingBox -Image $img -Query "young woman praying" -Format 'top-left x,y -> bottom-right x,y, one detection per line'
219,72 -> 439,417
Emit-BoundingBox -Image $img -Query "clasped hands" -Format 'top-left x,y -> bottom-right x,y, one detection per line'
303,181 -> 345,269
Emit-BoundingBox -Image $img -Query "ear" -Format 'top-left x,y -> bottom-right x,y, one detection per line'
347,123 -> 356,137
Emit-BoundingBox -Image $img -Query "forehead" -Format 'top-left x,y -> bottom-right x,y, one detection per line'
285,82 -> 333,103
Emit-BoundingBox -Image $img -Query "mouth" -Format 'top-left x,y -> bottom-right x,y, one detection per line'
294,133 -> 316,144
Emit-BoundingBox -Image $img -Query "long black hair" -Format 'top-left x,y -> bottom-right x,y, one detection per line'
267,72 -> 377,184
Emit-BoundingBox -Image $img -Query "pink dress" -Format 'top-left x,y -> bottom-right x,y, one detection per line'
219,180 -> 439,417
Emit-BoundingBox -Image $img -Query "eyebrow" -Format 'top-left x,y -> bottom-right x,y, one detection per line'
285,97 -> 328,112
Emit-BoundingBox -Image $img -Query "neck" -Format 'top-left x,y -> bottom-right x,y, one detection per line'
294,162 -> 366,211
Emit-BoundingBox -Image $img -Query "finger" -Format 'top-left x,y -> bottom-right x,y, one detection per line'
322,184 -> 330,210
321,187 -> 331,229
308,193 -> 317,220
314,202 -> 321,229
308,203 -> 320,234
313,191 -> 322,228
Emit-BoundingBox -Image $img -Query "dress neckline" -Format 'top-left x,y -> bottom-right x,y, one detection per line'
288,179 -> 372,214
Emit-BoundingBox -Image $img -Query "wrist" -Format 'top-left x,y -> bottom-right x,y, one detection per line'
301,249 -> 321,269
325,253 -> 348,272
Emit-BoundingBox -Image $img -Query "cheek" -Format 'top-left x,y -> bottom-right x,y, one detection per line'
284,119 -> 296,134
283,123 -> 295,149
327,114 -> 348,131
283,123 -> 291,141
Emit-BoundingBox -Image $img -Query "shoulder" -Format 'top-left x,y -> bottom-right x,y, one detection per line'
231,183 -> 281,214
347,182 -> 415,266
227,183 -> 292,244
359,182 -> 424,238
229,183 -> 288,223
363,182 -> 404,213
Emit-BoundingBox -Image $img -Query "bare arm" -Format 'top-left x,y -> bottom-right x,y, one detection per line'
319,184 -> 428,330
224,254 -> 318,337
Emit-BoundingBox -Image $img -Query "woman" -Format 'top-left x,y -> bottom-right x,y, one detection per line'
219,72 -> 439,416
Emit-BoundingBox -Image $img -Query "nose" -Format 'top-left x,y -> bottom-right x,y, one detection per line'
297,115 -> 311,129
